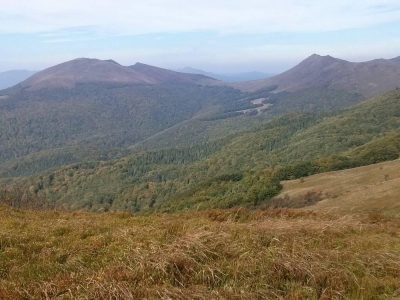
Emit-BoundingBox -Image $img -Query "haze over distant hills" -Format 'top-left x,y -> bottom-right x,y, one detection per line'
0,70 -> 37,89
231,54 -> 400,98
175,67 -> 275,82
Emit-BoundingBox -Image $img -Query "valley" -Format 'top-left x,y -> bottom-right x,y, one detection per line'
0,55 -> 399,211
3,53 -> 397,175
0,89 -> 398,213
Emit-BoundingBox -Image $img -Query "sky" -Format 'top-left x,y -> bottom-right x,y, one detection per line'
1,0 -> 400,73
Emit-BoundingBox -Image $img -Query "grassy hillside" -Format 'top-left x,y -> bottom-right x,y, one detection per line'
277,159 -> 400,216
6,90 -> 398,213
1,205 -> 400,299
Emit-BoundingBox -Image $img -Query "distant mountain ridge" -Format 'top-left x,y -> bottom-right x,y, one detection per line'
175,67 -> 275,82
231,54 -> 400,98
0,70 -> 37,89
17,58 -> 218,90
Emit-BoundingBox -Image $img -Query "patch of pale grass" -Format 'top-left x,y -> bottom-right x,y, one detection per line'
279,160 -> 400,216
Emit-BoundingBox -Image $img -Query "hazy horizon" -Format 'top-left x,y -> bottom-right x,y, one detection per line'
1,1 -> 400,73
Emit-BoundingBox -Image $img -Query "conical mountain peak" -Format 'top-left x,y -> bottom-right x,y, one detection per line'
231,54 -> 400,98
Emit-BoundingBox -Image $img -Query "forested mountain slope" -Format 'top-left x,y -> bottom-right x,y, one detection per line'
0,55 -> 397,179
134,86 -> 364,150
11,89 -> 400,212
0,83 -> 244,163
0,57 -> 249,166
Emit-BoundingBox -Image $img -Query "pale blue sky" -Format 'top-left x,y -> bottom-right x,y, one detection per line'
1,0 -> 400,73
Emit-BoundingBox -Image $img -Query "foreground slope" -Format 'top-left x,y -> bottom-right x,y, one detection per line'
0,205 -> 400,299
232,54 -> 400,98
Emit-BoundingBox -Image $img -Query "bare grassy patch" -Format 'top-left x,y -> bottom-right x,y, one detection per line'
278,160 -> 400,216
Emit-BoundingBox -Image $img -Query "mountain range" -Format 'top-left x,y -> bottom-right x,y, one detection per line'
133,54 -> 400,151
2,52 -> 400,300
1,53 -> 400,211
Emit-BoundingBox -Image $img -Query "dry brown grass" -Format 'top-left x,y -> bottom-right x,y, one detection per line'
278,159 -> 400,216
1,205 -> 400,299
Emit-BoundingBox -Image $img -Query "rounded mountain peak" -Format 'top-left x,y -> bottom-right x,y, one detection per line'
19,58 -> 155,90
17,58 -> 219,90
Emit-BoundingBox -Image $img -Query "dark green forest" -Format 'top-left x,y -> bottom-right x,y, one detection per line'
4,89 -> 399,213
133,86 -> 366,151
0,82 -> 245,164
0,80 -> 367,179
263,86 -> 364,115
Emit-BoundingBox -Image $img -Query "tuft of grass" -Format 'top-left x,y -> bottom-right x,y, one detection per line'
0,205 -> 400,299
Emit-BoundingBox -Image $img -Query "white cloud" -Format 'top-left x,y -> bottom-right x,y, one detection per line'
1,0 -> 400,35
